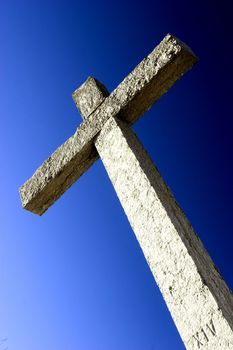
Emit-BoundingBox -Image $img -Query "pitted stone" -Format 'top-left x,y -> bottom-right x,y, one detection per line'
19,33 -> 233,349
95,116 -> 233,349
72,77 -> 109,120
20,34 -> 197,215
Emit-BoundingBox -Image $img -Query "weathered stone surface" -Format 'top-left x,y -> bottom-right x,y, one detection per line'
19,125 -> 99,215
95,116 -> 233,350
72,77 -> 109,119
20,33 -> 233,350
20,78 -> 108,215
20,34 -> 197,215
75,34 -> 197,126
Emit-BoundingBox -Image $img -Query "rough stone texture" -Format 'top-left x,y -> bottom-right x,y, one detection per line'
95,116 -> 233,350
20,33 -> 197,215
19,131 -> 99,215
20,33 -> 233,350
20,78 -> 109,215
72,77 -> 109,119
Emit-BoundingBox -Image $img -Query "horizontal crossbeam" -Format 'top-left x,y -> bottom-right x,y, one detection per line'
20,34 -> 197,215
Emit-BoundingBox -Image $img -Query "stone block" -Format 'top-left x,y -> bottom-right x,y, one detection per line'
72,76 -> 109,119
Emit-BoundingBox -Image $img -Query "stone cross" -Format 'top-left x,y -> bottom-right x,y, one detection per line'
20,34 -> 233,349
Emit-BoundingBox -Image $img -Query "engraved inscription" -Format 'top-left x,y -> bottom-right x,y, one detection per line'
193,319 -> 216,348
206,319 -> 216,336
193,333 -> 204,348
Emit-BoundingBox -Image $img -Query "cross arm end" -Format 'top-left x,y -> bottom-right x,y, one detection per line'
19,126 -> 99,215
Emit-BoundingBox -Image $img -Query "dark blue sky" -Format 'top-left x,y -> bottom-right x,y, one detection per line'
1,1 -> 233,349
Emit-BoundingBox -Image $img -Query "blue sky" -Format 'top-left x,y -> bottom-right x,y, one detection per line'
1,1 -> 233,349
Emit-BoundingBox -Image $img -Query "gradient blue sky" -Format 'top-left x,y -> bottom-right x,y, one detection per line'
1,1 -> 233,349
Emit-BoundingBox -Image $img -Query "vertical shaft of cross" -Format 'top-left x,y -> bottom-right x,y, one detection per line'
95,116 -> 233,350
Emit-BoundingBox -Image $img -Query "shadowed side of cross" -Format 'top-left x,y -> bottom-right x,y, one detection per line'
19,34 -> 233,350
19,34 -> 197,215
